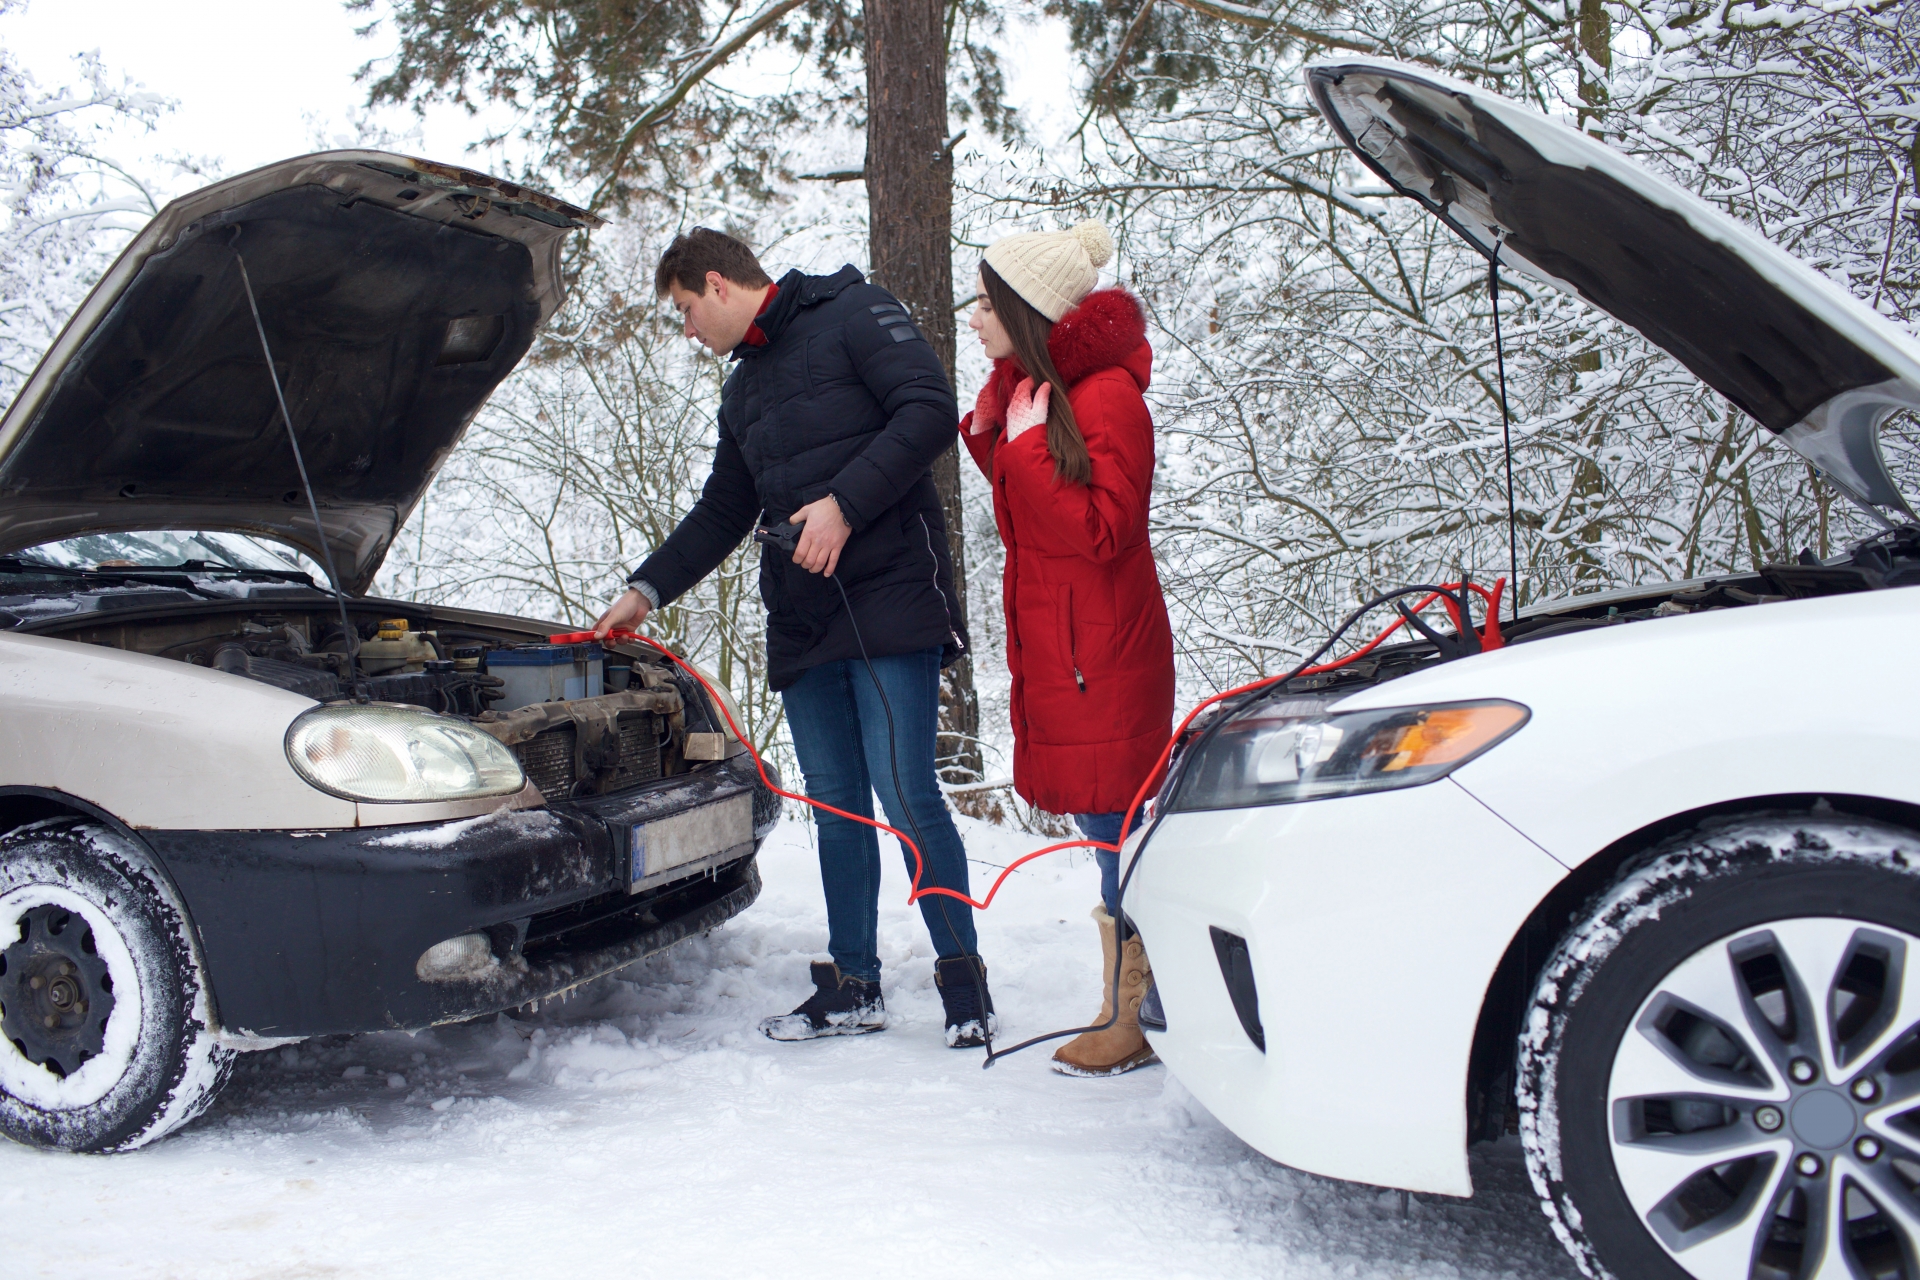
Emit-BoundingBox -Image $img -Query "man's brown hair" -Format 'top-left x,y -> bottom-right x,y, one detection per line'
654,227 -> 774,297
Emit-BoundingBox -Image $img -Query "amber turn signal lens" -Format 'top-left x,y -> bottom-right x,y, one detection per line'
1375,704 -> 1530,772
1171,697 -> 1532,812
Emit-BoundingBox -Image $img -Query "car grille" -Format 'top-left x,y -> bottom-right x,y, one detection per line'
513,711 -> 662,801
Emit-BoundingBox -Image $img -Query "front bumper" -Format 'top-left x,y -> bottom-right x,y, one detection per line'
143,754 -> 776,1037
1126,778 -> 1566,1198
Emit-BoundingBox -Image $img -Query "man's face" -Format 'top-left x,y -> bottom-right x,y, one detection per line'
668,272 -> 759,355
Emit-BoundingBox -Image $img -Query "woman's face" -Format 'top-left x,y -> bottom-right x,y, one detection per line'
969,271 -> 1014,361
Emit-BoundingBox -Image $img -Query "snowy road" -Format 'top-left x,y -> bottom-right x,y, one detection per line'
7,816 -> 1580,1279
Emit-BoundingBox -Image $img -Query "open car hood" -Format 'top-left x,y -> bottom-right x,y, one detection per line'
0,152 -> 599,593
1306,60 -> 1920,525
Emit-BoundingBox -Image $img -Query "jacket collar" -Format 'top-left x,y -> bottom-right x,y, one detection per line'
978,288 -> 1150,427
732,264 -> 866,358
740,282 -> 780,347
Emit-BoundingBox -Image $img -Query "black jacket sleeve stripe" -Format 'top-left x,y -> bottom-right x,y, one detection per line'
828,295 -> 959,532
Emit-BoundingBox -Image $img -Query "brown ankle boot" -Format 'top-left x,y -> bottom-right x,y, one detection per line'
1051,905 -> 1159,1077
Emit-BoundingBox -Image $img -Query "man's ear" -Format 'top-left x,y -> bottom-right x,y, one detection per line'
706,271 -> 729,304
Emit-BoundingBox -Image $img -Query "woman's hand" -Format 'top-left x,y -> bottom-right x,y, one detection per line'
1005,378 -> 1050,442
788,494 -> 852,576
969,381 -> 999,435
593,588 -> 651,640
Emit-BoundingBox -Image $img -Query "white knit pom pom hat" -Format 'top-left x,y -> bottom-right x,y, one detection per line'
982,220 -> 1114,322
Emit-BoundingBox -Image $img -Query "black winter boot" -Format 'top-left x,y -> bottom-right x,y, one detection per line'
934,956 -> 996,1048
760,961 -> 886,1041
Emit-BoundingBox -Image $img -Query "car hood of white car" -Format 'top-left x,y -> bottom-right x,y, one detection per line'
0,152 -> 599,595
1305,58 -> 1920,525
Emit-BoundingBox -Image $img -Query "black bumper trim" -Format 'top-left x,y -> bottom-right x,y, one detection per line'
427,857 -> 760,1026
142,757 -> 764,1037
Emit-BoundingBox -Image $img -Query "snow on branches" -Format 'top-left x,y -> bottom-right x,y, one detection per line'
0,11 -> 173,401
1002,0 -> 1917,691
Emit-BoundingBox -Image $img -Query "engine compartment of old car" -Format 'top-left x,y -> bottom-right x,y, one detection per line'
17,596 -> 728,804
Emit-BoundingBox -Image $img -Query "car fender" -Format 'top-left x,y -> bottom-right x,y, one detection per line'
0,630 -> 357,829
1325,588 -> 1920,867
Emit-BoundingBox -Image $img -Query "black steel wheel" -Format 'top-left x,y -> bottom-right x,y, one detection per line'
1519,812 -> 1920,1280
0,819 -> 232,1152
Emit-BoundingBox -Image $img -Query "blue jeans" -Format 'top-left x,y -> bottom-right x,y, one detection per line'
782,646 -> 978,982
1072,810 -> 1146,916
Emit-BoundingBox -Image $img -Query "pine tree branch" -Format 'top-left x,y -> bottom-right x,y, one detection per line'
1070,0 -> 1159,143
588,0 -> 807,211
1162,0 -> 1390,50
1158,0 -> 1518,74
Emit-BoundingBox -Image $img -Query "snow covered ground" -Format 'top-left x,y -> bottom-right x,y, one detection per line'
5,815 -> 1579,1279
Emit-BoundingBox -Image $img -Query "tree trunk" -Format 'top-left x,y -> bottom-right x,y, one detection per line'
1577,0 -> 1611,128
864,0 -> 983,784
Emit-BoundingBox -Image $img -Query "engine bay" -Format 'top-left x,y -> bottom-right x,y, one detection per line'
1250,524 -> 1920,705
13,597 -> 724,804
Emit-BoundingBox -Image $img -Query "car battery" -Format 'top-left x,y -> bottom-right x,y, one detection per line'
487,642 -> 604,710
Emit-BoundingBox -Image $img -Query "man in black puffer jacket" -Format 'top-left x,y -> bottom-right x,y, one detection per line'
594,229 -> 992,1049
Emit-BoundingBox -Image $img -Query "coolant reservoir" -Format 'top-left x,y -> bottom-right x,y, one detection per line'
358,618 -> 439,675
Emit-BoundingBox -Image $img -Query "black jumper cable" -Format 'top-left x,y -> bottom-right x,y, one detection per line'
753,519 -> 994,1049
592,545 -> 1506,1066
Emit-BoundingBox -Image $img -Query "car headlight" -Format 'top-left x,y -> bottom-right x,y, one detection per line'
1169,698 -> 1529,812
687,659 -> 741,734
285,705 -> 526,803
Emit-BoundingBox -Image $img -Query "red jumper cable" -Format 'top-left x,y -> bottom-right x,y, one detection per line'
551,576 -> 1504,914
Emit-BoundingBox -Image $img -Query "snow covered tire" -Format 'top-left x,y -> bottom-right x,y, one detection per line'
1518,811 -> 1920,1280
0,819 -> 232,1152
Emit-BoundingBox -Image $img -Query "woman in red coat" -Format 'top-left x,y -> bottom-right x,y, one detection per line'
960,221 -> 1176,1077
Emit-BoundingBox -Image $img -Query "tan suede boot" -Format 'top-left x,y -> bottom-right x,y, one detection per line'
1051,905 -> 1159,1077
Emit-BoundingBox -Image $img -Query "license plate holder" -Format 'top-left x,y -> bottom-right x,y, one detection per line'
628,794 -> 753,890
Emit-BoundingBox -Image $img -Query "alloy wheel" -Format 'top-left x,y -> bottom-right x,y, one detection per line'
1610,916 -> 1920,1278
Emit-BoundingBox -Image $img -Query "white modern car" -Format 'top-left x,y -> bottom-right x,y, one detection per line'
0,154 -> 777,1154
1126,60 -> 1920,1280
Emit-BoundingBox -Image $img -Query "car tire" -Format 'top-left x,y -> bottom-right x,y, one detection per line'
0,819 -> 232,1152
1518,810 -> 1920,1279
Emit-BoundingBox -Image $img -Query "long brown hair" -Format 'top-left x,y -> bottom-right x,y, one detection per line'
980,261 -> 1091,485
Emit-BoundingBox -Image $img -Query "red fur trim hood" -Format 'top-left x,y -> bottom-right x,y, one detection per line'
973,287 -> 1149,430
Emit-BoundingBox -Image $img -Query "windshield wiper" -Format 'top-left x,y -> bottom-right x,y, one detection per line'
0,556 -> 82,576
168,559 -> 319,586
0,556 -> 228,600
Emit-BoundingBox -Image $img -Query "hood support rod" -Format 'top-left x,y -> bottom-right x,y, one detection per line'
1491,259 -> 1519,623
229,230 -> 363,696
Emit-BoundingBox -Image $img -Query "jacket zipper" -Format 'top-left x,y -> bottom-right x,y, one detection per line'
999,470 -> 1028,734
1068,587 -> 1086,693
918,514 -> 965,654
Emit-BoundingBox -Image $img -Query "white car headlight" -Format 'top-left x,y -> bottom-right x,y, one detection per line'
680,657 -> 742,738
1170,698 -> 1529,811
285,705 -> 525,803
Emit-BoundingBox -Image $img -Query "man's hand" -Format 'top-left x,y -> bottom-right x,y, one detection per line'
788,494 -> 852,576
593,588 -> 652,640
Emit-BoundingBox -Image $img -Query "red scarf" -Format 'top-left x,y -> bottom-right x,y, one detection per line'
743,282 -> 780,347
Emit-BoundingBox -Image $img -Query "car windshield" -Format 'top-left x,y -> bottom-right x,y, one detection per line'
15,530 -> 302,573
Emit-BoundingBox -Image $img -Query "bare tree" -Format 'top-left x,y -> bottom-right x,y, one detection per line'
377,222 -> 795,772
356,0 -> 1030,783
1003,0 -> 1915,694
0,10 -> 172,400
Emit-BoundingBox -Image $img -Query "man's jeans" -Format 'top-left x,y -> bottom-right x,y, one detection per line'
782,646 -> 978,982
1072,810 -> 1146,917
